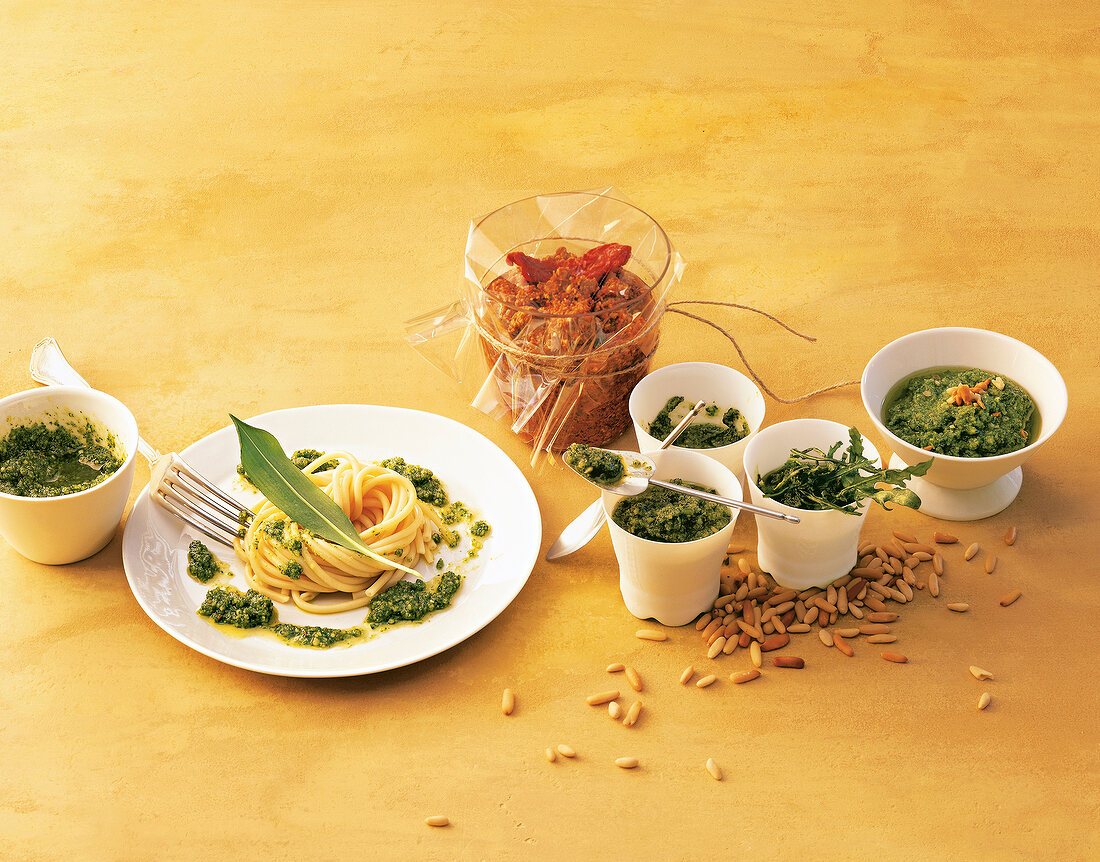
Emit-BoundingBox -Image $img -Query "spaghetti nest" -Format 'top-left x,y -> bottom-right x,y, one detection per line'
234,452 -> 444,614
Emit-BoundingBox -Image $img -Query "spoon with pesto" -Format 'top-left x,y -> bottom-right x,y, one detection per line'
563,443 -> 800,524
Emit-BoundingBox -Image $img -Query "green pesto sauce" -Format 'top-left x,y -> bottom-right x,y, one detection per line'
290,449 -> 338,471
279,560 -> 303,580
186,540 -> 229,583
440,500 -> 470,525
647,396 -> 750,450
564,442 -> 626,485
884,367 -> 1039,458
366,571 -> 462,628
470,520 -> 490,538
0,417 -> 124,497
198,586 -> 274,628
268,622 -> 363,648
381,456 -> 448,507
611,479 -> 731,543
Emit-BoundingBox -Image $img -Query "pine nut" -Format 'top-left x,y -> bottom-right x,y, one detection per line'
737,557 -> 751,574
804,606 -> 820,626
727,542 -> 745,553
867,634 -> 897,644
707,637 -> 727,659
859,623 -> 890,635
929,572 -> 940,597
695,613 -> 713,631
608,701 -> 623,720
835,627 -> 860,638
933,532 -> 958,544
833,633 -> 854,656
881,652 -> 908,663
984,554 -> 997,574
947,602 -> 969,613
760,633 -> 790,652
679,666 -> 695,685
964,542 -> 980,561
636,628 -> 667,641
607,662 -> 625,673
788,623 -> 811,633
818,629 -> 834,648
864,596 -> 886,612
1004,526 -> 1017,546
502,688 -> 515,715
999,589 -> 1022,607
977,692 -> 992,711
615,756 -> 639,769
623,666 -> 642,692
695,674 -> 717,688
913,551 -> 932,561
867,612 -> 899,623
772,655 -> 805,669
970,665 -> 994,680
425,815 -> 450,827
701,619 -> 722,640
545,747 -> 556,762
849,604 -> 864,619
933,553 -> 944,575
586,690 -> 620,706
731,668 -> 761,684
557,744 -> 576,758
892,529 -> 918,544
623,701 -> 643,727
723,635 -> 738,655
706,757 -> 722,780
749,641 -> 762,668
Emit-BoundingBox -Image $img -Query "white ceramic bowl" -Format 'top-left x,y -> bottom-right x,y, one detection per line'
0,386 -> 139,564
861,327 -> 1067,520
743,419 -> 878,590
629,361 -> 766,481
601,447 -> 742,626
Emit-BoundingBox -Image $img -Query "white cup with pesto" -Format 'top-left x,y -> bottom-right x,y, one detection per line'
743,418 -> 879,590
602,447 -> 741,626
0,386 -> 138,565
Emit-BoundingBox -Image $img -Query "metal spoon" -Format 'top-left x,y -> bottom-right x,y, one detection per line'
566,446 -> 800,524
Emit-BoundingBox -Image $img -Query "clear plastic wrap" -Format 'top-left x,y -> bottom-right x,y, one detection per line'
406,189 -> 684,465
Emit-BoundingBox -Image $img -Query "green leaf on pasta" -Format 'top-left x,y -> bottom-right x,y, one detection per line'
230,415 -> 415,575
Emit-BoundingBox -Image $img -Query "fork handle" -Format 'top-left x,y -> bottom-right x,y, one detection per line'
29,337 -> 161,463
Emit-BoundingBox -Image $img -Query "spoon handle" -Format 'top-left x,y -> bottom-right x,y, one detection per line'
647,478 -> 800,524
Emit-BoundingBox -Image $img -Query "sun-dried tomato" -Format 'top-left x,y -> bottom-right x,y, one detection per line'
505,251 -> 557,284
577,243 -> 631,281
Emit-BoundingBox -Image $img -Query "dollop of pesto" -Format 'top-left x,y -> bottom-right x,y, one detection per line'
380,456 -> 447,507
0,418 -> 123,497
268,622 -> 363,648
290,449 -> 338,471
186,540 -> 227,583
198,586 -> 274,628
647,396 -> 750,450
564,442 -> 626,485
470,520 -> 490,538
884,368 -> 1038,458
367,571 -> 461,627
611,479 -> 731,543
440,500 -> 470,525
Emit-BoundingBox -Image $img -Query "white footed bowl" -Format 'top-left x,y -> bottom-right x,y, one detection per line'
861,327 -> 1066,521
629,361 -> 765,481
0,386 -> 138,564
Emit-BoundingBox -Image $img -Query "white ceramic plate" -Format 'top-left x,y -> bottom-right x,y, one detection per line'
121,405 -> 541,677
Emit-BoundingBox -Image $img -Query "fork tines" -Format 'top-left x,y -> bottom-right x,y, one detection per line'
152,454 -> 255,548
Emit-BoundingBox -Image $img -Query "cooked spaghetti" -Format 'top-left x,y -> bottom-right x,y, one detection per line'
234,451 -> 444,614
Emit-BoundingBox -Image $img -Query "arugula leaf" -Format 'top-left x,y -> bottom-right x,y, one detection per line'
231,415 -> 415,574
757,426 -> 932,515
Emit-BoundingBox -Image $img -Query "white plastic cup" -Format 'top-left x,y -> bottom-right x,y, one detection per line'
602,447 -> 742,626
743,419 -> 879,590
629,361 -> 766,481
0,386 -> 139,565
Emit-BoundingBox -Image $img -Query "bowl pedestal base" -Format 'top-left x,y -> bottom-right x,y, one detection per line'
889,454 -> 1023,521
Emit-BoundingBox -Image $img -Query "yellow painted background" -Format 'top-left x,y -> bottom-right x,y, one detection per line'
1,2 -> 1097,859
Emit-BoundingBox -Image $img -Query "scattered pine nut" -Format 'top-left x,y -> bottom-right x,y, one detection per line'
970,665 -> 994,681
557,744 -> 577,758
834,627 -> 860,638
679,665 -> 695,685
947,602 -> 970,613
731,668 -> 761,684
695,613 -> 712,631
932,553 -> 944,575
833,633 -> 854,656
586,690 -> 620,706
818,629 -> 834,647
615,756 -> 640,769
425,815 -> 450,828
772,656 -> 805,669
866,612 -> 899,623
606,662 -> 625,673
892,529 -> 918,544
881,652 -> 908,663
726,542 -> 745,554
501,688 -> 515,716
623,701 -> 643,727
624,666 -> 643,692
867,634 -> 897,644
636,628 -> 667,642
984,554 -> 997,574
964,542 -> 980,561
608,701 -> 623,720
933,532 -> 958,544
705,758 -> 723,781
859,623 -> 890,635
1004,526 -> 1017,546
707,637 -> 727,659
977,692 -> 992,711
999,589 -> 1022,607
695,674 -> 717,688
749,641 -> 762,668
737,557 -> 751,574
544,747 -> 556,762
929,572 -> 940,598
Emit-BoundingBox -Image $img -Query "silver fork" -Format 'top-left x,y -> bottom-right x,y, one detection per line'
29,337 -> 254,547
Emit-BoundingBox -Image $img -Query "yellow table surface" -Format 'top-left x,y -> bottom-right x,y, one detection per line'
2,3 -> 1097,860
